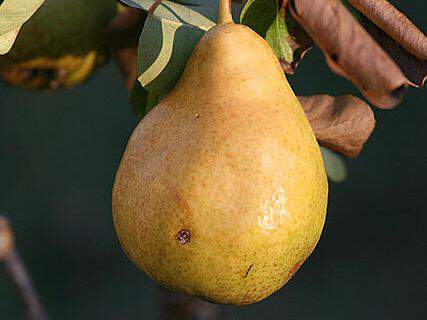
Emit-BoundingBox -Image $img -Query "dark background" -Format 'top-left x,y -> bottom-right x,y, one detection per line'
0,1 -> 425,319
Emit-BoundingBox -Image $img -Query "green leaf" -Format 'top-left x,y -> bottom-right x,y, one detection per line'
240,0 -> 278,37
127,1 -> 217,97
129,80 -> 159,121
240,0 -> 312,73
321,147 -> 347,183
127,0 -> 247,116
265,8 -> 293,65
0,0 -> 45,54
137,13 -> 208,97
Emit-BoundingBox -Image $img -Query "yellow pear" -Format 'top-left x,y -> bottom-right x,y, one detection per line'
113,1 -> 328,305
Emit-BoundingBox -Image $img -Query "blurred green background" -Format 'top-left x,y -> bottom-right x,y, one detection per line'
0,1 -> 426,319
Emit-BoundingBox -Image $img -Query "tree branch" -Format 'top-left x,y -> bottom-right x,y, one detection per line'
148,0 -> 164,15
106,6 -> 146,90
0,217 -> 49,320
159,288 -> 226,320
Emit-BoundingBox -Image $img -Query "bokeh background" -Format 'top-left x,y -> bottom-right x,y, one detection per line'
0,1 -> 426,319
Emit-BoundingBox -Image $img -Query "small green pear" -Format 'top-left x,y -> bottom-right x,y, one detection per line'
113,0 -> 328,305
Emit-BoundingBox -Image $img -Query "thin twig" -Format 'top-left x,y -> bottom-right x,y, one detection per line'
106,6 -> 146,90
0,217 -> 49,320
281,0 -> 289,9
159,288 -> 226,320
148,0 -> 164,15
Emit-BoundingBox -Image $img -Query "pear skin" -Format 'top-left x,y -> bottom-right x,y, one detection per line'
113,21 -> 328,305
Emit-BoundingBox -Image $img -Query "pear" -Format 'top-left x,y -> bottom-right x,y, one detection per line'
0,0 -> 117,89
113,1 -> 328,305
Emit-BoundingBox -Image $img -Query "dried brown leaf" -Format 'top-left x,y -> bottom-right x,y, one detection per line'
299,94 -> 375,158
348,0 -> 427,60
289,0 -> 408,109
359,14 -> 427,88
282,9 -> 313,74
279,1 -> 313,74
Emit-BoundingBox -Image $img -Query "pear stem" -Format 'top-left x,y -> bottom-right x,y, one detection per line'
218,0 -> 233,24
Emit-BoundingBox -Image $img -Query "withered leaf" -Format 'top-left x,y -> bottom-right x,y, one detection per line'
289,0 -> 408,109
360,15 -> 427,88
299,94 -> 375,158
282,7 -> 313,74
348,0 -> 427,60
